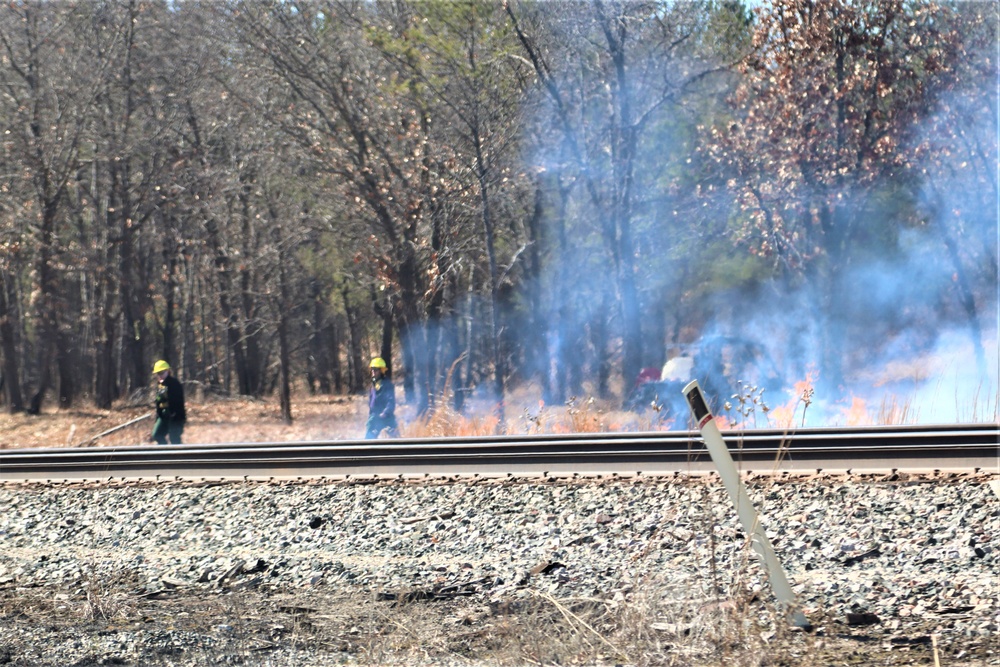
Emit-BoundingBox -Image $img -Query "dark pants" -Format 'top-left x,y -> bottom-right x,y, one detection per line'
152,418 -> 184,445
365,415 -> 398,439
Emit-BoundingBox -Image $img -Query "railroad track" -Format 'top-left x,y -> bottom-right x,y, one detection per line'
1,423 -> 996,482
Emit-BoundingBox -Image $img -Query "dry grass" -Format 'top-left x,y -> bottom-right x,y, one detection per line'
3,563 -> 968,666
1,375 -> 995,450
0,567 -> 847,667
0,393 -> 365,449
3,332 -> 997,449
403,394 -> 669,440
0,385 -> 671,449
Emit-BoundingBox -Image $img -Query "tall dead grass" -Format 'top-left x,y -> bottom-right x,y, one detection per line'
400,367 -> 669,438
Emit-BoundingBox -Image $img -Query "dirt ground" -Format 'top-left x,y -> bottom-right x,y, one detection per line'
0,393 -> 369,450
0,384 -> 664,450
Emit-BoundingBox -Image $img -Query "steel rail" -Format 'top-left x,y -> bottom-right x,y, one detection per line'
1,424 -> 996,482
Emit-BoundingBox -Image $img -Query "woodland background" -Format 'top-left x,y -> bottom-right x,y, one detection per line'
0,0 -> 996,427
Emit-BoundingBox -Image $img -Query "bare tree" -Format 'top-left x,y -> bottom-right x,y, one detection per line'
506,0 -> 735,397
73,0 -> 179,406
228,1 -> 471,413
0,2 -> 107,412
372,0 -> 536,421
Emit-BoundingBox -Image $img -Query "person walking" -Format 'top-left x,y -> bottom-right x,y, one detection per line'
151,360 -> 186,444
365,357 -> 399,439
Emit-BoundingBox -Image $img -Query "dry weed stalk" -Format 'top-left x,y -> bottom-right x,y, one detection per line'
563,396 -> 604,433
876,394 -> 915,425
508,572 -> 797,667
529,590 -> 626,659
403,356 -> 505,438
80,564 -> 139,624
359,596 -> 474,665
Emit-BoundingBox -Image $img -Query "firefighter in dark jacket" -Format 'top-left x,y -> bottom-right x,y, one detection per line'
151,360 -> 186,444
365,357 -> 399,439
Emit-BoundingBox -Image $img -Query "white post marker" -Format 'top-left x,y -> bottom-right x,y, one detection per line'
682,379 -> 811,630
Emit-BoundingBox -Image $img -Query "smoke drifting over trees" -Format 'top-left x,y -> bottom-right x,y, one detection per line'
0,0 -> 995,427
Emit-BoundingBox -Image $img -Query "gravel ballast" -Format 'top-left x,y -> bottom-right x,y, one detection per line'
0,472 -> 997,666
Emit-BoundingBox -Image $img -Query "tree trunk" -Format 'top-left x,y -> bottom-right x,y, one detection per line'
814,204 -> 847,394
550,185 -> 573,405
593,292 -> 612,399
524,178 -> 551,402
456,269 -> 477,413
395,241 -> 431,415
94,262 -> 118,409
444,273 -> 466,412
276,236 -> 292,424
308,284 -> 332,394
28,200 -> 60,415
120,267 -> 146,396
56,329 -> 75,408
162,245 -> 178,367
942,230 -> 987,377
342,284 -> 366,394
379,306 -> 394,373
330,315 -> 342,393
398,316 -> 432,416
424,282 -> 446,409
474,143 -> 505,426
241,273 -> 263,396
182,256 -> 198,386
0,271 -> 24,413
398,319 -> 417,403
205,217 -> 250,395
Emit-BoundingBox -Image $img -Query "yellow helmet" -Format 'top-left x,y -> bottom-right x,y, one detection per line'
152,360 -> 171,374
370,357 -> 387,369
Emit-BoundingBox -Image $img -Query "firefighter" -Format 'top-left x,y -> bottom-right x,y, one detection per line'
151,360 -> 186,445
365,357 -> 399,439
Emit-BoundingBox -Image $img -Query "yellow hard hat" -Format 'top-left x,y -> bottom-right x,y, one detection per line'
152,360 -> 171,374
370,357 -> 387,369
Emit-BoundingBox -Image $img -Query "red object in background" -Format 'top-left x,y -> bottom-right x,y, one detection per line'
635,367 -> 661,386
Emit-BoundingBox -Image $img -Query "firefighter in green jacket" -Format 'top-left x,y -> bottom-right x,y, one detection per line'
151,360 -> 186,444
